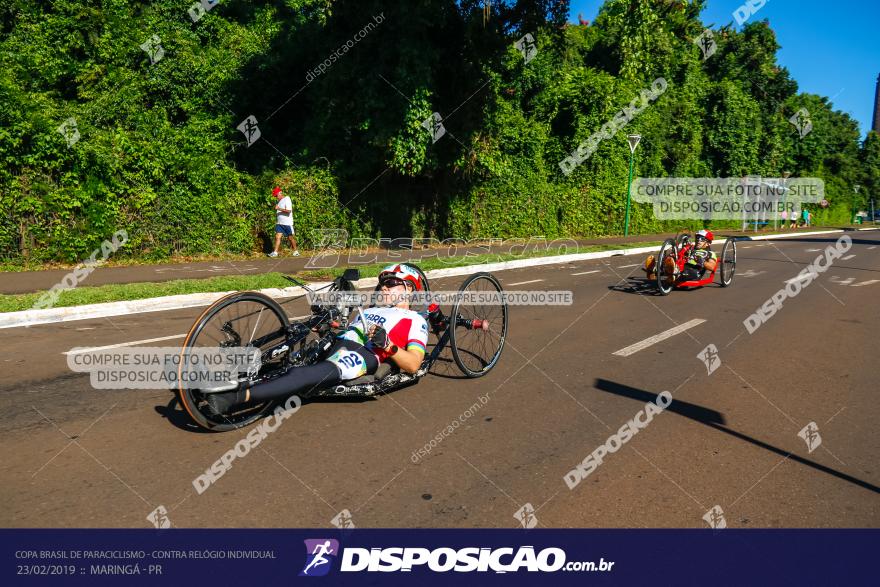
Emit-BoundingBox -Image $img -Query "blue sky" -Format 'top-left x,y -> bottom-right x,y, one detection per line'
568,0 -> 880,138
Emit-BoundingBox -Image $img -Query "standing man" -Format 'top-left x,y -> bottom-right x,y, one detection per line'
269,186 -> 299,257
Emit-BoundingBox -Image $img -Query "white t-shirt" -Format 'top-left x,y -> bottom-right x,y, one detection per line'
341,306 -> 429,362
276,196 -> 293,226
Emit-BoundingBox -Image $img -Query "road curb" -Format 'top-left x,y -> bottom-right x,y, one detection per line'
3,228 -> 876,329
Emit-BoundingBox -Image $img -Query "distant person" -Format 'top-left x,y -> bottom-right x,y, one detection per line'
268,186 -> 299,257
790,210 -> 799,229
808,211 -> 813,226
802,208 -> 810,227
780,209 -> 788,228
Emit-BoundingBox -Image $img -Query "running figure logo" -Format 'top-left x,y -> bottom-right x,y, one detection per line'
330,509 -> 356,529
694,29 -> 717,61
421,112 -> 446,144
798,421 -> 822,453
702,505 -> 727,529
236,115 -> 261,147
146,505 -> 171,529
300,539 -> 339,577
514,33 -> 537,64
789,108 -> 813,138
513,503 -> 538,529
698,344 -> 721,376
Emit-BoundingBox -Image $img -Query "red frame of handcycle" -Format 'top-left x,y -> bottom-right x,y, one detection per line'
670,242 -> 719,288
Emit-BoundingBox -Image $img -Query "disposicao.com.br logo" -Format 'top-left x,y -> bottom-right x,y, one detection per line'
300,540 -> 614,575
300,539 -> 340,577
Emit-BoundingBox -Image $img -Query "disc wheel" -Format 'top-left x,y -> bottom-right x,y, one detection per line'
656,238 -> 678,296
720,238 -> 737,287
178,292 -> 290,431
450,272 -> 508,377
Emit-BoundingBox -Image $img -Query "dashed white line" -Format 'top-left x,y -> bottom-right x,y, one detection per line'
507,279 -> 544,286
617,263 -> 639,269
851,280 -> 880,287
62,315 -> 312,355
571,270 -> 600,276
841,254 -> 856,261
612,319 -> 706,357
868,246 -> 877,250
64,334 -> 186,355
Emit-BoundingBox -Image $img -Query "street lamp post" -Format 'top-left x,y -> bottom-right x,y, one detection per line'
624,134 -> 641,237
853,185 -> 861,224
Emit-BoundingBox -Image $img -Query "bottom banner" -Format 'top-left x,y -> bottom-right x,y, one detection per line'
3,529 -> 873,585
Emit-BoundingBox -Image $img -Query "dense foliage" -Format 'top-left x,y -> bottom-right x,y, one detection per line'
1,0 -> 877,263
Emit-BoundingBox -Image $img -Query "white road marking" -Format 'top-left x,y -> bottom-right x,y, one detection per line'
784,274 -> 811,284
738,270 -> 766,278
868,246 -> 877,250
851,280 -> 880,287
63,314 -> 312,355
829,276 -> 855,286
507,279 -> 544,286
617,263 -> 639,269
612,319 -> 706,357
841,254 -> 856,260
64,334 -> 186,355
571,270 -> 600,276
806,248 -> 822,252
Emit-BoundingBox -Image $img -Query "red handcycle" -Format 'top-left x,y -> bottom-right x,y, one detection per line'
654,232 -> 737,295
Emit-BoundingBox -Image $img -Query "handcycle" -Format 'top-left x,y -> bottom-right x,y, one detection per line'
176,265 -> 508,431
653,232 -> 737,295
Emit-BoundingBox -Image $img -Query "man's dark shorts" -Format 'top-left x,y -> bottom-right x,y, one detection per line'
275,224 -> 294,236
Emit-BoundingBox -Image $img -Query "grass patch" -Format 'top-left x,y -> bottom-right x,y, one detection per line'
0,241 -> 658,313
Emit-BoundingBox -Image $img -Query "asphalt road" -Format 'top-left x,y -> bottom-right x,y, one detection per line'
3,226 -> 850,294
2,232 -> 878,529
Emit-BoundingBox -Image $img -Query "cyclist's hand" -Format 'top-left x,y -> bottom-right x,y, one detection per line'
368,325 -> 390,350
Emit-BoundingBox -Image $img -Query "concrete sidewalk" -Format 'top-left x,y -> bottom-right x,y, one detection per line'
1,225 -> 870,295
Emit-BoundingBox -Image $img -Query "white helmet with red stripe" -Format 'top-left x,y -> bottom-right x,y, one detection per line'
378,264 -> 423,292
695,229 -> 714,244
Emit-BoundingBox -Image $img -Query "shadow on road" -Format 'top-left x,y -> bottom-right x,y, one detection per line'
608,277 -> 718,296
594,379 -> 880,496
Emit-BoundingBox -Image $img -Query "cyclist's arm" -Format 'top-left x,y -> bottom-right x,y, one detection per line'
387,346 -> 423,374
387,317 -> 428,374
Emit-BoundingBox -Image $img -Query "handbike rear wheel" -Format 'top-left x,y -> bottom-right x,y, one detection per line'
656,238 -> 678,296
178,292 -> 289,431
450,272 -> 508,377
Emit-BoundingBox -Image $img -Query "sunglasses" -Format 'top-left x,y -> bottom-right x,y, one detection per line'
379,277 -> 407,288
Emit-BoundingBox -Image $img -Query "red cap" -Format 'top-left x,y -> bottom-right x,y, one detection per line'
272,187 -> 282,197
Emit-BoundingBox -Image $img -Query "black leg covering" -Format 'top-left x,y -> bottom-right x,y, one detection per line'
247,340 -> 378,402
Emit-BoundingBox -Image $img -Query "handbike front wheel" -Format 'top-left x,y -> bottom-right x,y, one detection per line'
178,292 -> 289,431
720,238 -> 737,286
656,238 -> 678,296
450,272 -> 508,378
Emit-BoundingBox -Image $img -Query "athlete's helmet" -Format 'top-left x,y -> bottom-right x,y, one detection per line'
695,229 -> 714,244
377,264 -> 423,292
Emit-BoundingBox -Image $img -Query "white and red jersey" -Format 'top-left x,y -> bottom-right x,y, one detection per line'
341,306 -> 429,362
